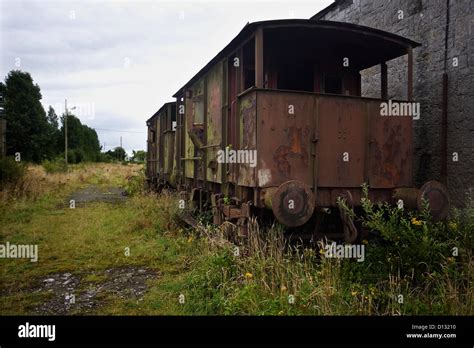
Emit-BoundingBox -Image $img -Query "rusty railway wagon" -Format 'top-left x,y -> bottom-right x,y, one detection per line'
146,19 -> 450,242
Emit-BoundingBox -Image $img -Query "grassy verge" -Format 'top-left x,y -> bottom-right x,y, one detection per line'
0,163 -> 191,314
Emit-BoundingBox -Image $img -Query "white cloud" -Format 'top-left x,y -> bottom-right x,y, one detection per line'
0,0 -> 332,152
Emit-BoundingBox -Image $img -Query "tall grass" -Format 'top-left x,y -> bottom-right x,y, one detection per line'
177,189 -> 473,315
1,161 -> 470,315
0,162 -> 141,203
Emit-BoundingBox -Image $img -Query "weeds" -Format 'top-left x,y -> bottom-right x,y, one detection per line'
179,186 -> 473,315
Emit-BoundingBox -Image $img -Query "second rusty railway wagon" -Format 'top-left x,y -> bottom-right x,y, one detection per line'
146,102 -> 177,188
146,19 -> 450,241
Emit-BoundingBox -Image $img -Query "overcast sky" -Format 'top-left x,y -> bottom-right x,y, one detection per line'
0,0 -> 332,153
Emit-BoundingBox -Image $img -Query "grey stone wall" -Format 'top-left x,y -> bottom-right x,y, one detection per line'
314,0 -> 474,206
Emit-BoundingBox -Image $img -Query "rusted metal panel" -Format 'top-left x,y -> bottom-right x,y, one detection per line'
255,27 -> 264,88
237,91 -> 257,187
183,97 -> 194,179
255,90 -> 313,188
206,62 -> 224,184
146,118 -> 157,178
368,99 -> 413,188
233,89 -> 414,194
171,103 -> 180,182
156,115 -> 161,175
317,96 -> 366,187
184,79 -> 204,180
192,79 -> 206,182
163,132 -> 174,175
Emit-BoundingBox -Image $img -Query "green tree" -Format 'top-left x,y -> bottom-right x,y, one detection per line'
0,70 -> 53,162
59,114 -> 101,162
131,150 -> 146,162
106,146 -> 126,161
47,106 -> 59,129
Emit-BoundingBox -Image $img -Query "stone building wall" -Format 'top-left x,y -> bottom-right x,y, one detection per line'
312,0 -> 474,206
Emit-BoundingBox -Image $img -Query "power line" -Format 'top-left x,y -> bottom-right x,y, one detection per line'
94,127 -> 145,134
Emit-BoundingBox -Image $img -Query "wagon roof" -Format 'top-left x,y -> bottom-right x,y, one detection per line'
172,19 -> 420,97
146,101 -> 174,124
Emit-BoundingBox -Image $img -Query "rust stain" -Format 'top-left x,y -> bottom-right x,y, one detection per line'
273,126 -> 309,176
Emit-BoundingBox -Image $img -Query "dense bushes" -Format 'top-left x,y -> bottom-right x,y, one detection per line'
41,158 -> 67,173
0,157 -> 25,190
340,185 -> 469,285
124,167 -> 145,196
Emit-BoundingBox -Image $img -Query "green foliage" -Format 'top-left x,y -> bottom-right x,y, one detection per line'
340,184 -> 470,286
96,152 -> 113,163
0,70 -> 102,164
0,71 -> 57,162
131,150 -> 146,162
175,186 -> 472,315
0,157 -> 26,189
124,167 -> 145,196
46,106 -> 59,129
106,147 -> 126,162
183,248 -> 238,314
60,115 -> 101,163
41,158 -> 66,173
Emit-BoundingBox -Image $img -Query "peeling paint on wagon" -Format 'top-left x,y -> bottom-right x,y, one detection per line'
206,62 -> 224,183
255,90 -> 313,187
258,167 -> 271,187
274,126 -> 310,176
238,92 -> 257,187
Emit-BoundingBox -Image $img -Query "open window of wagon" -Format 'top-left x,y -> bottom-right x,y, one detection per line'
146,19 -> 450,242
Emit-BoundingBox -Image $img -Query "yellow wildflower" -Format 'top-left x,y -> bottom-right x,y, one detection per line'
244,272 -> 253,280
411,217 -> 423,226
351,291 -> 358,296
